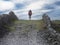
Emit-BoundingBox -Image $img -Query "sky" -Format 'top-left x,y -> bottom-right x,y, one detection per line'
0,0 -> 60,20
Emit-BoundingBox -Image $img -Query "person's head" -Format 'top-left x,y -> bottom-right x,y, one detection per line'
29,10 -> 31,12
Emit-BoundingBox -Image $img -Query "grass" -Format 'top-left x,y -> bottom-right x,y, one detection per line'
14,20 -> 44,30
8,20 -> 60,32
7,20 -> 60,33
52,20 -> 60,24
52,20 -> 60,32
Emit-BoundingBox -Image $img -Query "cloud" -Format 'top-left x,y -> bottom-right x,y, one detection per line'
11,0 -> 39,4
15,3 -> 25,9
4,0 -> 10,1
47,8 -> 60,20
0,0 -> 60,20
54,1 -> 60,6
0,1 -> 15,11
11,0 -> 55,20
43,4 -> 55,10
11,0 -> 25,4
25,0 -> 53,10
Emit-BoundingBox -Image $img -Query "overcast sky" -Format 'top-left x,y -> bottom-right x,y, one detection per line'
0,0 -> 60,20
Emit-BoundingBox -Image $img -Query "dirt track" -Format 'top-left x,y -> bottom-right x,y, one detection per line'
0,22 -> 49,45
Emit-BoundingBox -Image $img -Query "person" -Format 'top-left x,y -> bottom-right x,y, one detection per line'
28,10 -> 32,20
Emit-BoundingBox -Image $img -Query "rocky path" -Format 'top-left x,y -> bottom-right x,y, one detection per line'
0,23 -> 50,45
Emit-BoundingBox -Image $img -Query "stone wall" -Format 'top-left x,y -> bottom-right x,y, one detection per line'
0,11 -> 18,38
42,13 -> 60,45
42,13 -> 51,28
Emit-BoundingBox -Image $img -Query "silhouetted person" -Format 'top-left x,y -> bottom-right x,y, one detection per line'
28,10 -> 32,20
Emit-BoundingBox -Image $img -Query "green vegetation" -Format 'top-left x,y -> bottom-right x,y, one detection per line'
16,20 -> 44,29
51,20 -> 60,32
52,20 -> 60,24
9,20 -> 60,33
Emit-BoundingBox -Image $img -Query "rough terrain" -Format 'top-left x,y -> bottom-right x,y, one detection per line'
0,20 -> 50,45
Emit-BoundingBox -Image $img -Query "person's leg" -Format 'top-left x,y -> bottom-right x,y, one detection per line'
29,16 -> 31,20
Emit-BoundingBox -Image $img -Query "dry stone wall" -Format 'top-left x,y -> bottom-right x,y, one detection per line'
0,11 -> 18,38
